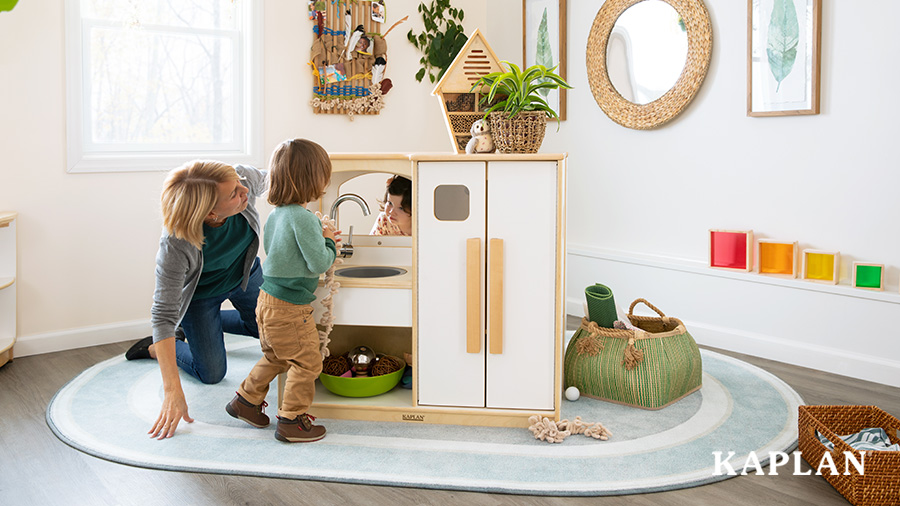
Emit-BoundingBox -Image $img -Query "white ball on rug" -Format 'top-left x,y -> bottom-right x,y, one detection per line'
565,386 -> 580,401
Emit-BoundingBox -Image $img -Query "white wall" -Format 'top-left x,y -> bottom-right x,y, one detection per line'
555,0 -> 900,268
2,0 -> 899,387
551,1 -> 900,387
0,0 -> 488,354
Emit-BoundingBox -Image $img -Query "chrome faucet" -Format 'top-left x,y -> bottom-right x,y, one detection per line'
330,193 -> 370,220
330,194 -> 370,258
341,226 -> 356,258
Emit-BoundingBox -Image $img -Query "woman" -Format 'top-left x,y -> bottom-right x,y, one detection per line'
126,160 -> 267,439
369,175 -> 412,236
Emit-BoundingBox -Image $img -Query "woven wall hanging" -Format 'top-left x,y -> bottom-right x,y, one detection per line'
308,0 -> 404,117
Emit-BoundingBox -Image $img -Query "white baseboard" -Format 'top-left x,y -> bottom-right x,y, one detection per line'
14,319 -> 150,358
568,294 -> 900,388
683,318 -> 900,389
566,245 -> 900,389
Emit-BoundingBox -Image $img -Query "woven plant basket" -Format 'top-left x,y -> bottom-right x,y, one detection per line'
564,298 -> 702,409
798,405 -> 900,506
488,111 -> 547,154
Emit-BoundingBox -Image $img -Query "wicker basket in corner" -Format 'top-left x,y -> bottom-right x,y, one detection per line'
798,405 -> 900,506
488,111 -> 547,153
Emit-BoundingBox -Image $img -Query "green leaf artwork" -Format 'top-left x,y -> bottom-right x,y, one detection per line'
766,0 -> 799,92
535,8 -> 554,98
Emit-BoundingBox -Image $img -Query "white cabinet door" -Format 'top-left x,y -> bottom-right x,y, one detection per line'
416,161 -> 487,407
485,161 -> 558,410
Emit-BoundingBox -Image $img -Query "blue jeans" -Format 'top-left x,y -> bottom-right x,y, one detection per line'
177,257 -> 262,384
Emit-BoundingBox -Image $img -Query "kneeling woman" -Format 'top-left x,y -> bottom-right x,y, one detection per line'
128,160 -> 267,439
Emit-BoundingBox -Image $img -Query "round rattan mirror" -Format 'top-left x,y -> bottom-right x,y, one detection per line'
586,0 -> 712,130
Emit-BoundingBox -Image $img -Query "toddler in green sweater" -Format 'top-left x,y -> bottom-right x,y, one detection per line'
226,139 -> 338,443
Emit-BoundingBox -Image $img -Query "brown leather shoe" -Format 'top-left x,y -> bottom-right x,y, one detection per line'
275,414 -> 326,443
225,393 -> 269,428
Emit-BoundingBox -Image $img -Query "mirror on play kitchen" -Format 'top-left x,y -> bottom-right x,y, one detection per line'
334,173 -> 413,239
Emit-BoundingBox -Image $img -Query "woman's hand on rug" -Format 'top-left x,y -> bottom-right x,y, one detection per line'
148,337 -> 195,439
149,390 -> 194,439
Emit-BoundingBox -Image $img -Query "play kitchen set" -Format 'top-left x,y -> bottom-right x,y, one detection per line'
275,153 -> 567,428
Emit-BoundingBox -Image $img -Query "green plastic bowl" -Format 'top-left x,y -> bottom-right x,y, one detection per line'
319,358 -> 406,398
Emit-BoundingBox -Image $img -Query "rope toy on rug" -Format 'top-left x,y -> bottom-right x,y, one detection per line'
562,416 -> 612,440
527,415 -> 612,443
527,415 -> 570,443
315,212 -> 343,358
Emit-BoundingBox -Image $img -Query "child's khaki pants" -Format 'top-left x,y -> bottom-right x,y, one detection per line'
238,291 -> 322,420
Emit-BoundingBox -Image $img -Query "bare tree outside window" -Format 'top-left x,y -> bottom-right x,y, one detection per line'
66,0 -> 262,172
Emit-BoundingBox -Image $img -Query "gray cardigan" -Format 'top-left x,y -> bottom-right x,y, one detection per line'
150,165 -> 268,343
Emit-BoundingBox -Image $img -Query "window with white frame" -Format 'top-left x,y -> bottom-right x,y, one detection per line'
65,0 -> 263,173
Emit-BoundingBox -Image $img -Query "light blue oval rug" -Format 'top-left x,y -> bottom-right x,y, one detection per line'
47,335 -> 802,496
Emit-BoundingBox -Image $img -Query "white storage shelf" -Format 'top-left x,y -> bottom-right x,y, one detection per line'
0,211 -> 17,368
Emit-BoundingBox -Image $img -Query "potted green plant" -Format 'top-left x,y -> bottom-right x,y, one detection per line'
471,61 -> 572,153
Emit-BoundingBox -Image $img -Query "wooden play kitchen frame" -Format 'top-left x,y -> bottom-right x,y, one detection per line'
278,153 -> 567,428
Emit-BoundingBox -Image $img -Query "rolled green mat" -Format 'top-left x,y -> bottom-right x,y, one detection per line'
585,283 -> 617,328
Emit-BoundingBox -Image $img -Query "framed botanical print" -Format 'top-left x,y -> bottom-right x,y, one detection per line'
747,0 -> 821,116
523,0 -> 567,120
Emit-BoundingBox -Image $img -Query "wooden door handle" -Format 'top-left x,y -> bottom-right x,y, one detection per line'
466,238 -> 481,354
489,238 -> 503,354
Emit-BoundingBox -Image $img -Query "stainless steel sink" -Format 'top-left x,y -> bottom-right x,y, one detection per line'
334,266 -> 407,278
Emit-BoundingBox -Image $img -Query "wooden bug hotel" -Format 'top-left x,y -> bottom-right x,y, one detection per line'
431,29 -> 504,153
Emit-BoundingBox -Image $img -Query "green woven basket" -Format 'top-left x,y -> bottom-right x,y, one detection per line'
564,299 -> 702,409
584,283 -> 617,328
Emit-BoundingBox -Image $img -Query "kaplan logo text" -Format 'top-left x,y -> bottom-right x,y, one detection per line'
712,451 -> 865,476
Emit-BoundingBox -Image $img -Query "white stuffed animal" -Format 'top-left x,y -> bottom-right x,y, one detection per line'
465,119 -> 494,154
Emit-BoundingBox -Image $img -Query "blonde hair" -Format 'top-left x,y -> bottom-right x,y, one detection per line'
161,160 -> 240,249
267,139 -> 332,207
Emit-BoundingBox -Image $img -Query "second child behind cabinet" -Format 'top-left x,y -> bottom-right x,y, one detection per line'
225,138 -> 339,443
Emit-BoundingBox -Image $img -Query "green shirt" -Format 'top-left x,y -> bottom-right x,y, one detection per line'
261,204 -> 337,305
193,214 -> 254,300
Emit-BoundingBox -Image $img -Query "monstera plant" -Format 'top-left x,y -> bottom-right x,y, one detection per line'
407,0 -> 467,83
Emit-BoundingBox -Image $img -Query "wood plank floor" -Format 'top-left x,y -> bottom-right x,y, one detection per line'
2,322 -> 898,505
